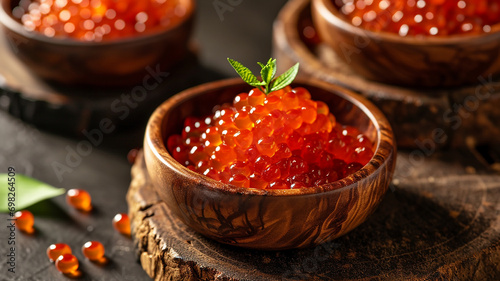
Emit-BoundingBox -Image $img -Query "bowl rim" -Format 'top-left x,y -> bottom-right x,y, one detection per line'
313,0 -> 500,45
0,0 -> 195,47
145,77 -> 395,197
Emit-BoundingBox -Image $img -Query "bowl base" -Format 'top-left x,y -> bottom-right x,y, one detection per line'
127,150 -> 500,281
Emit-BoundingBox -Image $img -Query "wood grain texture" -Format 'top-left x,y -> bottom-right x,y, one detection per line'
311,0 -> 500,87
142,78 -> 396,250
128,150 -> 500,280
272,0 -> 500,149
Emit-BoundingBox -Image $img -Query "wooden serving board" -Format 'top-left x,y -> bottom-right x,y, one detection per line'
0,29 -> 212,136
127,150 -> 500,281
272,0 -> 500,149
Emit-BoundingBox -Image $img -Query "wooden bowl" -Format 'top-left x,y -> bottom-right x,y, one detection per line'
311,0 -> 500,87
0,0 -> 194,86
273,0 -> 500,149
143,77 -> 396,250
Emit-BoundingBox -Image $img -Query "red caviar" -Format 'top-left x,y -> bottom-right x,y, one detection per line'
47,243 -> 72,262
14,210 -> 35,234
55,253 -> 79,274
168,86 -> 374,189
336,0 -> 500,36
13,0 -> 188,41
66,189 -> 92,211
112,213 -> 131,236
82,241 -> 105,261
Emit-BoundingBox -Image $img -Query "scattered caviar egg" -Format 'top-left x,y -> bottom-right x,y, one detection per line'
14,210 -> 35,234
112,213 -> 131,236
168,86 -> 374,189
299,14 -> 321,47
47,243 -> 72,262
66,189 -> 92,211
82,241 -> 105,261
127,148 -> 140,164
14,0 -> 188,41
336,0 -> 500,36
55,254 -> 79,274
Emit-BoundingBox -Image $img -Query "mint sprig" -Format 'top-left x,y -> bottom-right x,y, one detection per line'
228,58 -> 299,94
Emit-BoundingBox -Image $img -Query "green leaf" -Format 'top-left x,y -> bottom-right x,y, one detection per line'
270,58 -> 277,80
228,58 -> 300,95
227,58 -> 265,87
259,58 -> 278,93
260,61 -> 274,86
270,63 -> 299,92
0,174 -> 65,212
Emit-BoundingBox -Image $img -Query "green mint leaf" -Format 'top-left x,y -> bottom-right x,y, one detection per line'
270,58 -> 277,79
260,62 -> 274,88
0,174 -> 65,212
270,63 -> 299,92
227,58 -> 265,87
228,58 -> 299,94
260,58 -> 277,93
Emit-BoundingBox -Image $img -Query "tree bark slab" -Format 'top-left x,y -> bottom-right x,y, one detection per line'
127,150 -> 500,280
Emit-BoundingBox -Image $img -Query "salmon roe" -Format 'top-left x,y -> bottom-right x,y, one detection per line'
82,241 -> 105,261
112,213 -> 131,236
335,0 -> 500,36
168,87 -> 374,190
66,189 -> 92,211
14,210 -> 35,234
55,253 -> 79,274
47,243 -> 72,262
13,0 -> 188,41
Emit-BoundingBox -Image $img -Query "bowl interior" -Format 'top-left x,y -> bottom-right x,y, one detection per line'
154,78 -> 383,195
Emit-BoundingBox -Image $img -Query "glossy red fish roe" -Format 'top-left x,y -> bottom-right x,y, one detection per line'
47,243 -> 72,262
14,210 -> 35,234
55,253 -> 79,274
13,0 -> 188,41
112,213 -> 131,236
336,0 -> 500,36
167,87 -> 374,189
127,148 -> 140,164
299,14 -> 321,48
66,189 -> 92,211
82,241 -> 105,261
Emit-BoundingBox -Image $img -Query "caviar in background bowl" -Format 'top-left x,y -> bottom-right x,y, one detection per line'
144,58 -> 396,250
0,0 -> 195,86
312,0 -> 500,87
337,0 -> 500,37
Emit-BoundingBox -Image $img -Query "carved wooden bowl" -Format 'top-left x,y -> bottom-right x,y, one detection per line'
311,0 -> 500,87
144,77 -> 397,250
0,0 -> 194,86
